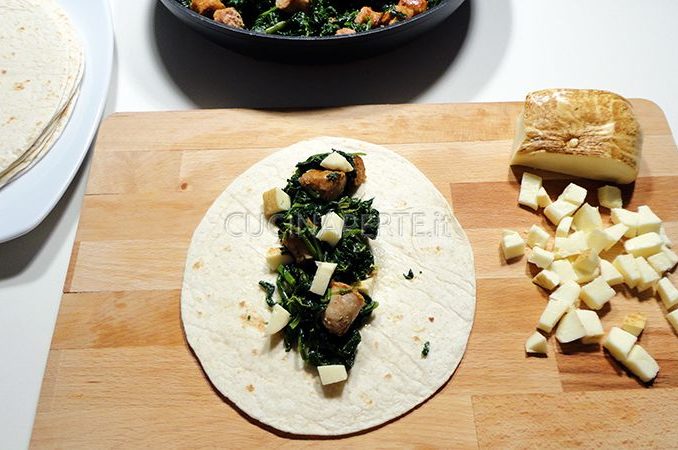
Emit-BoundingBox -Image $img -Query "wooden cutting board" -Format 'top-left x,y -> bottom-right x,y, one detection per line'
32,101 -> 678,448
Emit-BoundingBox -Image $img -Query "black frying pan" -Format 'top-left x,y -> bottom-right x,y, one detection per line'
158,0 -> 466,62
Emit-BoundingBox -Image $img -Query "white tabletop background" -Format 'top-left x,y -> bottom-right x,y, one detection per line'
1,0 -> 677,448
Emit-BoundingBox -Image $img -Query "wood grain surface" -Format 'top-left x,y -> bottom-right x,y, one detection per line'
32,101 -> 678,448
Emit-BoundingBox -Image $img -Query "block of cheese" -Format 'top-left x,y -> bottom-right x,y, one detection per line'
580,276 -> 616,310
635,257 -> 660,292
556,216 -> 573,238
600,259 -> 624,286
525,332 -> 548,354
657,277 -> 678,310
573,250 -> 600,274
555,309 -> 586,343
623,345 -> 659,383
611,208 -> 639,238
587,229 -> 613,255
602,223 -> 629,251
317,365 -> 348,385
551,259 -> 578,285
528,247 -> 554,269
518,172 -> 542,210
550,280 -> 581,306
648,251 -> 675,274
637,205 -> 661,235
544,200 -> 578,225
262,187 -> 291,217
577,309 -> 605,344
659,225 -> 673,248
624,232 -> 663,258
537,299 -> 571,333
621,312 -> 647,337
265,247 -> 293,271
558,183 -> 588,207
533,269 -> 561,291
572,204 -> 603,232
597,185 -> 623,209
510,89 -> 641,184
604,327 -> 637,362
613,254 -> 641,289
667,310 -> 678,333
526,224 -> 550,248
537,187 -> 552,208
501,230 -> 526,261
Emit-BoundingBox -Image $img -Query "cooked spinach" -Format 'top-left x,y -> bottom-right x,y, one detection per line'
403,269 -> 414,280
264,151 -> 380,368
422,341 -> 430,357
258,280 -> 276,307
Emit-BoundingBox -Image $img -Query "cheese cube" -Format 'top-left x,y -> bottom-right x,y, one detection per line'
610,208 -> 639,238
659,225 -> 673,248
667,309 -> 678,333
600,259 -> 624,286
613,254 -> 641,289
573,203 -> 603,232
602,223 -> 629,251
526,224 -> 550,248
580,276 -> 616,310
537,187 -> 552,208
265,247 -> 293,271
657,277 -> 678,310
603,327 -> 637,362
624,232 -> 663,258
537,300 -> 571,333
623,345 -> 659,383
597,185 -> 623,209
637,205 -> 662,235
635,257 -> 660,292
355,277 -> 374,296
320,152 -> 354,172
556,216 -> 573,238
622,312 -> 647,337
262,187 -> 291,217
660,246 -> 678,268
551,260 -> 578,285
549,280 -> 581,306
558,183 -> 587,207
648,251 -> 675,274
317,365 -> 348,385
555,309 -> 586,343
573,250 -> 600,274
309,262 -> 337,295
554,231 -> 588,258
575,266 -> 600,285
501,230 -> 525,261
316,211 -> 345,247
544,200 -> 579,225
528,247 -> 554,269
586,230 -> 610,255
264,304 -> 291,335
577,309 -> 605,344
518,172 -> 542,210
525,332 -> 548,354
533,269 -> 561,291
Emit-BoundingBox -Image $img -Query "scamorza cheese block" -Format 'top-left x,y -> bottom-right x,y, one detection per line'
510,89 -> 641,184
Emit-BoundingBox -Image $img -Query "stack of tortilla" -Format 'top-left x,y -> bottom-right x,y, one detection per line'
0,0 -> 84,189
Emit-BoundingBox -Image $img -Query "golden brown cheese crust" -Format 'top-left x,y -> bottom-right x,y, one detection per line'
515,89 -> 641,172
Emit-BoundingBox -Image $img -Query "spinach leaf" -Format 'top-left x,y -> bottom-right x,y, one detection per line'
258,280 -> 276,307
422,341 -> 430,358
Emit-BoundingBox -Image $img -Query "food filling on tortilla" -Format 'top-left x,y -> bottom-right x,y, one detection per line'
260,150 -> 379,382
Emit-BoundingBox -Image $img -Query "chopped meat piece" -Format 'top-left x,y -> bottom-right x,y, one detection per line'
299,170 -> 347,201
335,28 -> 357,36
396,0 -> 428,18
282,236 -> 312,263
322,282 -> 366,336
190,0 -> 225,17
276,0 -> 311,13
378,12 -> 399,26
213,7 -> 244,28
355,7 -> 383,28
347,155 -> 366,193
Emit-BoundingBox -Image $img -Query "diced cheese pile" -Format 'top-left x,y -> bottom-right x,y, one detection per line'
508,176 -> 677,383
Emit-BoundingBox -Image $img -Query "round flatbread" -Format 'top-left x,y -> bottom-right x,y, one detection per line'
0,0 -> 83,182
182,137 -> 476,435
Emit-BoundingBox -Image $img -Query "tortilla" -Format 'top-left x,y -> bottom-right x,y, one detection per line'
182,137 -> 476,435
0,0 -> 83,184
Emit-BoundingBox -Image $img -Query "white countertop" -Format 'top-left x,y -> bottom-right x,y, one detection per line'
2,0 -> 677,447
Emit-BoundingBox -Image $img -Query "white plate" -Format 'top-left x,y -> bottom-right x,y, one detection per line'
0,0 -> 113,243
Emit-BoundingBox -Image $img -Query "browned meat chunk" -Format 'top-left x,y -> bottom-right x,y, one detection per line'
190,0 -> 225,16
213,7 -> 244,28
282,236 -> 312,263
336,28 -> 357,36
396,0 -> 428,18
299,170 -> 347,201
347,155 -> 366,193
355,7 -> 383,28
276,0 -> 311,13
322,282 -> 366,336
